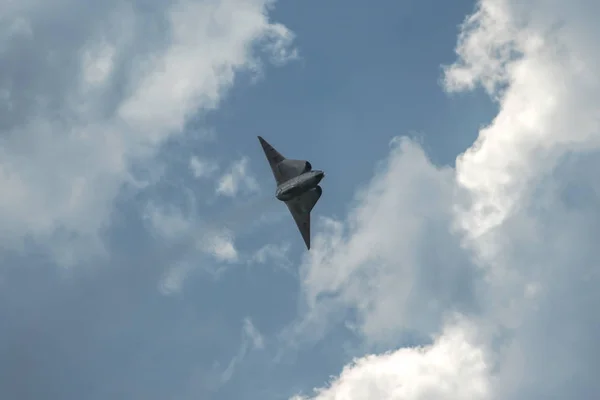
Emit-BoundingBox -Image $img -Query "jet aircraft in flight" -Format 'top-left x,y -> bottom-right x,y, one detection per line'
258,136 -> 325,249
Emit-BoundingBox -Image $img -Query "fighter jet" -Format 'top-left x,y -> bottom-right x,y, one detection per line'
258,136 -> 325,249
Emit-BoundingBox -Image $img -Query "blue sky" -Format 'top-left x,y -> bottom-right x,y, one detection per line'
1,0 -> 600,399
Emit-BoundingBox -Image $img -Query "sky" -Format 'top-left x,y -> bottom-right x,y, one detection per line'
1,0 -> 599,399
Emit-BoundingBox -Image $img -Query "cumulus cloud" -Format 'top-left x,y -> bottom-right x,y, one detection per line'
0,0 -> 294,261
285,138 -> 477,347
445,0 -> 600,259
290,0 -> 600,398
292,319 -> 490,400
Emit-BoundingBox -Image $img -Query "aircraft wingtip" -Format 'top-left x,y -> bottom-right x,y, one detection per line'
257,135 -> 269,147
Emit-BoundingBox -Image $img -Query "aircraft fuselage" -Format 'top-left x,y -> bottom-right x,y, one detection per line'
275,170 -> 325,201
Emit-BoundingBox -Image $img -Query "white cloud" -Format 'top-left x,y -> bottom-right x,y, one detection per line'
292,318 -> 490,400
445,0 -> 600,259
250,242 -> 292,274
252,242 -> 289,264
81,40 -> 116,87
189,156 -> 219,179
0,0 -> 294,261
143,203 -> 193,241
243,317 -> 265,350
220,317 -> 265,384
216,157 -> 259,197
144,201 -> 240,294
286,138 -> 474,347
200,231 -> 239,263
291,0 -> 600,398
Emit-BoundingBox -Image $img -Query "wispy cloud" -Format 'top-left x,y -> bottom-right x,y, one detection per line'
220,318 -> 265,385
189,156 -> 219,179
251,242 -> 292,270
200,231 -> 239,263
144,201 -> 240,293
216,157 -> 259,197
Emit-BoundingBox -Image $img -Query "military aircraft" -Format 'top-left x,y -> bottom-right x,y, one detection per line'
258,136 -> 325,249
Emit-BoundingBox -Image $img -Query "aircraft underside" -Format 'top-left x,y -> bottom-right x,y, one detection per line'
258,135 -> 324,250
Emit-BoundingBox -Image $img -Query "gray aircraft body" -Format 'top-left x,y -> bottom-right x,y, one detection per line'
258,136 -> 325,249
